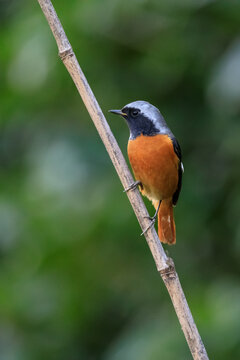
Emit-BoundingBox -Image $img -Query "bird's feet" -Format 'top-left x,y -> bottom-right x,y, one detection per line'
141,216 -> 157,235
123,180 -> 142,193
141,200 -> 161,236
144,214 -> 157,222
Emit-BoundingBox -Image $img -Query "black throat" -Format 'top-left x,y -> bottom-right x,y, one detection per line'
126,113 -> 160,140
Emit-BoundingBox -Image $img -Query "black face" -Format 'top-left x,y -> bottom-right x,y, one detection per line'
121,107 -> 159,139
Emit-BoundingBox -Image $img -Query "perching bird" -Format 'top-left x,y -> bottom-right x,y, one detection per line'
110,101 -> 183,245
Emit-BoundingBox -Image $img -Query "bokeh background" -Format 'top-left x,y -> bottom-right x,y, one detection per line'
1,0 -> 240,359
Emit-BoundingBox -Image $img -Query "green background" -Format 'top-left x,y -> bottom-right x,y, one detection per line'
1,0 -> 240,359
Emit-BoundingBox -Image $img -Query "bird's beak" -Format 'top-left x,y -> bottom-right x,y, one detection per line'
109,109 -> 127,117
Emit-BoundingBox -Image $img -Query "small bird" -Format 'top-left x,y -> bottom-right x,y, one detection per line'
110,101 -> 183,245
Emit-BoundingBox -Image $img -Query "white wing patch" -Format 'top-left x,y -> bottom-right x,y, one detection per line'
181,162 -> 184,173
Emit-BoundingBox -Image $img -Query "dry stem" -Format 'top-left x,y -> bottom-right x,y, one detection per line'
37,1 -> 209,359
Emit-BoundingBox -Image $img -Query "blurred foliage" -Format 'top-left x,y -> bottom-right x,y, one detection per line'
0,0 -> 240,359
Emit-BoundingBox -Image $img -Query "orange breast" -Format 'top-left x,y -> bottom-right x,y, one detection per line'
127,134 -> 179,201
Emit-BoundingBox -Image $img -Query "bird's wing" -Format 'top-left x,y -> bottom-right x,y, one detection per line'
171,137 -> 183,206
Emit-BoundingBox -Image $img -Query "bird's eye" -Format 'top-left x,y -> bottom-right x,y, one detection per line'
131,109 -> 139,117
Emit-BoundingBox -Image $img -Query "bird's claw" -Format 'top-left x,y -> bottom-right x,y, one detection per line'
144,215 -> 155,221
141,218 -> 156,236
123,180 -> 141,193
140,200 -> 161,236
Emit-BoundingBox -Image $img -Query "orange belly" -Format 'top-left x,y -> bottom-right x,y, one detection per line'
127,134 -> 179,202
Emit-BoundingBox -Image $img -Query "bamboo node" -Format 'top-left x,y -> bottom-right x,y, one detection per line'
59,48 -> 73,61
159,257 -> 176,279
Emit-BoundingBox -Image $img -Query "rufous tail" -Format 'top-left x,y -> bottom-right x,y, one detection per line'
153,199 -> 176,245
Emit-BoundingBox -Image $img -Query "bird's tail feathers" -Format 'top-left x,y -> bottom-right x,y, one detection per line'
153,199 -> 176,245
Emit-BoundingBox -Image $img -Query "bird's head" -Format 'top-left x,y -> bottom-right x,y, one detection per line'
109,101 -> 171,140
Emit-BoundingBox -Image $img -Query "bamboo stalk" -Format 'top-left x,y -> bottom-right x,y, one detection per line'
37,1 -> 209,359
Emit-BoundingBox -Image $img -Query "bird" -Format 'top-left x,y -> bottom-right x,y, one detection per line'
109,101 -> 183,245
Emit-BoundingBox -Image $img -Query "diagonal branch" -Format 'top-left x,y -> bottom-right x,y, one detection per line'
37,1 -> 209,359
